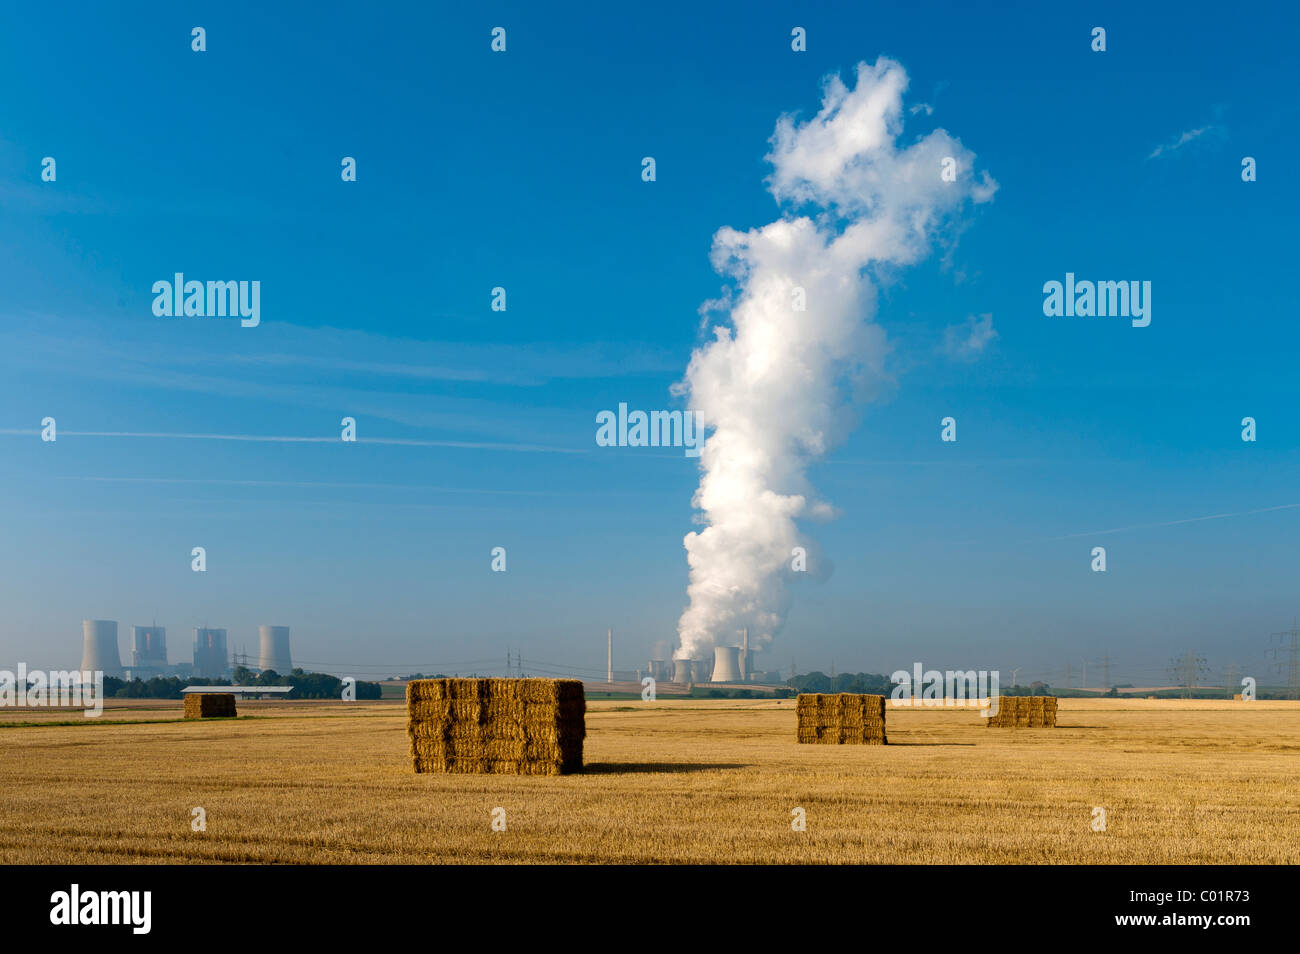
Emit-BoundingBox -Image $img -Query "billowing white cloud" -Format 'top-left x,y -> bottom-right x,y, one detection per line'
674,58 -> 995,662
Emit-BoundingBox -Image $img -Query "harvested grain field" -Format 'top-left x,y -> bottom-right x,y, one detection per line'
1,697 -> 1298,864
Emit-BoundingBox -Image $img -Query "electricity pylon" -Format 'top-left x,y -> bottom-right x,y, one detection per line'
1268,621 -> 1300,700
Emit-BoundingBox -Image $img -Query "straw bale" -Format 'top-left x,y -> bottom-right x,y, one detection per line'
183,693 -> 237,719
795,693 -> 887,744
985,695 -> 1056,727
406,677 -> 585,774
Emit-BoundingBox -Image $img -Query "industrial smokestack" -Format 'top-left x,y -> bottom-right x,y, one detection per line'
607,628 -> 613,683
257,625 -> 292,674
740,628 -> 749,681
671,658 -> 692,684
711,646 -> 742,683
130,625 -> 167,671
193,627 -> 229,678
81,620 -> 123,677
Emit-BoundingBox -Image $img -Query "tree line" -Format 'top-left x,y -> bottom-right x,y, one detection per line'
102,668 -> 382,700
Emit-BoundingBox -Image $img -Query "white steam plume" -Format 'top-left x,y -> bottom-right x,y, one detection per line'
673,58 -> 995,661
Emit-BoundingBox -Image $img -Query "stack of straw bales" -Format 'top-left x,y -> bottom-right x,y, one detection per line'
796,693 -> 887,744
183,693 -> 237,719
984,695 -> 1057,727
407,678 -> 585,775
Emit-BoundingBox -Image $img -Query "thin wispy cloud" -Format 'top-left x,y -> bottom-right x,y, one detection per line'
0,314 -> 669,447
942,313 -> 997,362
1147,125 -> 1215,160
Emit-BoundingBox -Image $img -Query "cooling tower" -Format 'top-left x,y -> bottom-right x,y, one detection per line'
193,627 -> 229,678
671,658 -> 693,683
80,620 -> 123,677
649,659 -> 668,681
711,646 -> 742,682
691,658 -> 711,682
257,625 -> 292,674
130,626 -> 167,669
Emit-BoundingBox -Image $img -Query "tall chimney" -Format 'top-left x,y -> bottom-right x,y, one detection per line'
607,628 -> 613,683
740,627 -> 749,681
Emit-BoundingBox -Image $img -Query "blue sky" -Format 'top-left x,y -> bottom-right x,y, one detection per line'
2,0 -> 1297,686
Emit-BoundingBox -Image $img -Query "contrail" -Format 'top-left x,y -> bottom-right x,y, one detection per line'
51,475 -> 585,496
0,429 -> 585,454
1049,503 -> 1300,540
674,58 -> 994,661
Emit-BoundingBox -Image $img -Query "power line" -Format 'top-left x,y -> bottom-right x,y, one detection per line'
1168,650 -> 1209,699
1268,620 -> 1300,700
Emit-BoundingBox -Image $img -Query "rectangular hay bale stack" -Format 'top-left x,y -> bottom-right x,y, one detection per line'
183,692 -> 237,719
406,677 -> 585,775
795,693 -> 886,745
985,695 -> 1057,727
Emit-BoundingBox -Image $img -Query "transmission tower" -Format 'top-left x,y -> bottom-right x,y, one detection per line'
1100,653 -> 1113,691
1168,651 -> 1209,699
1268,620 -> 1300,700
1224,663 -> 1241,698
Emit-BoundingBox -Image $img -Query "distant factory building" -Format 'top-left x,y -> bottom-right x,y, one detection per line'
130,625 -> 167,675
193,627 -> 229,678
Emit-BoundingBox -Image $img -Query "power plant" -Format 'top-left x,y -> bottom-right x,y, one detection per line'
257,625 -> 292,674
80,620 -> 123,677
193,627 -> 229,678
70,620 -> 301,681
130,625 -> 167,674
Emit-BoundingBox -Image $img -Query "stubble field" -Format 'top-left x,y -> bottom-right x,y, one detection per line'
1,697 -> 1298,864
